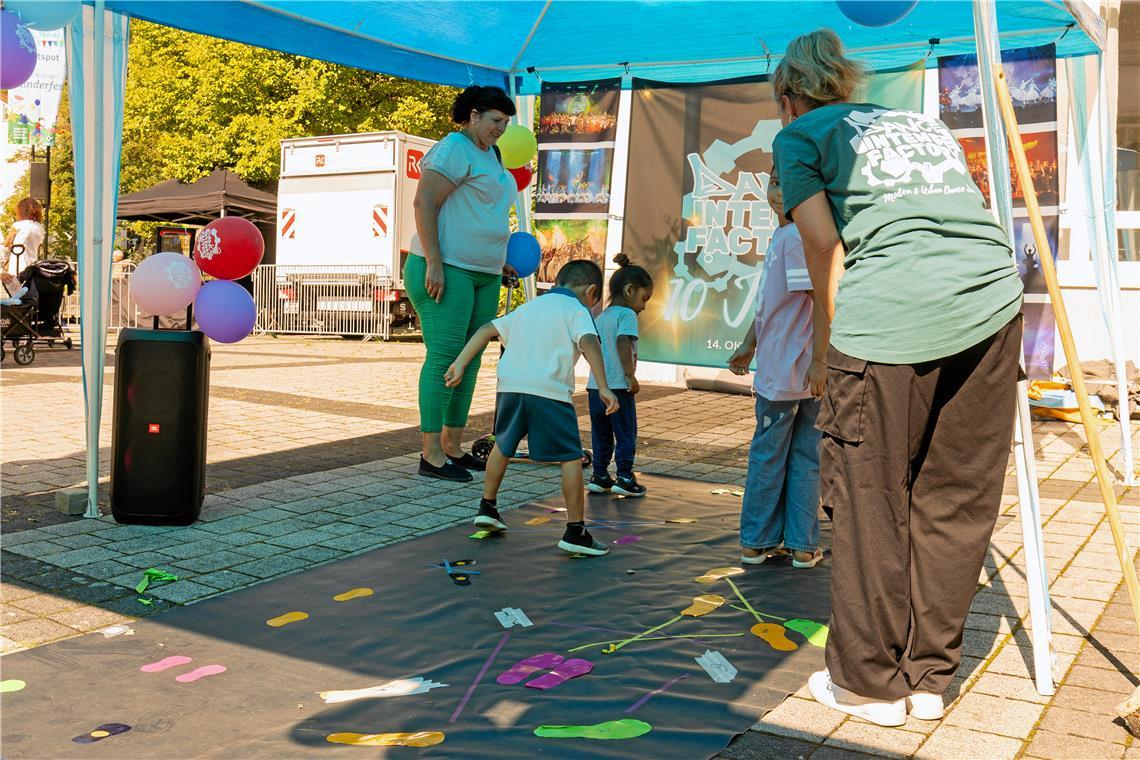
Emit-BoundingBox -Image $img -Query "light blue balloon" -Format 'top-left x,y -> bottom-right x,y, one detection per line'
835,0 -> 917,28
506,232 -> 541,279
7,0 -> 81,31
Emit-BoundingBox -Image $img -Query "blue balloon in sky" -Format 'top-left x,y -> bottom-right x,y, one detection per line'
6,0 -> 81,31
835,0 -> 918,28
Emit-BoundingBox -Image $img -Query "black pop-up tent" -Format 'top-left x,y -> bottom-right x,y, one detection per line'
117,168 -> 277,264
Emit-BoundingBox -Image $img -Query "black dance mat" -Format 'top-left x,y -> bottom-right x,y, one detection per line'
0,474 -> 831,759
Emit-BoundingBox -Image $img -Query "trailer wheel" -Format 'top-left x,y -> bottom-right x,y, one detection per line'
14,343 -> 34,365
64,338 -> 74,350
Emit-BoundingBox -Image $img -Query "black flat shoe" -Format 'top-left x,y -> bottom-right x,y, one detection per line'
419,456 -> 473,482
448,452 -> 487,472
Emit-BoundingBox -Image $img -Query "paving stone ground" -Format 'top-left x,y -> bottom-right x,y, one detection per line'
1,335 -> 1137,759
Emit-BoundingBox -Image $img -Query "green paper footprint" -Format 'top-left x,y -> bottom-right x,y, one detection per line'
534,719 -> 652,740
785,619 -> 829,647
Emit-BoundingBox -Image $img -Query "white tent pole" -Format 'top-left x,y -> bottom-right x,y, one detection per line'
508,74 -> 537,303
973,0 -> 1056,696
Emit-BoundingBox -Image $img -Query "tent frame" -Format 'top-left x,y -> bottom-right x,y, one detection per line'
66,0 -> 1133,702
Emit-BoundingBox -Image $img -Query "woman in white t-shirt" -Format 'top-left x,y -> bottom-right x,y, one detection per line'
407,86 -> 518,483
3,197 -> 46,276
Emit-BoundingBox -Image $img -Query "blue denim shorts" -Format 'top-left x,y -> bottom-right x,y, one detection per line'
494,392 -> 582,462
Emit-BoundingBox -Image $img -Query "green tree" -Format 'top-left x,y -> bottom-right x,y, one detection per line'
27,19 -> 458,258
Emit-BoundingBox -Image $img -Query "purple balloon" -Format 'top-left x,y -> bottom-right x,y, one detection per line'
1,11 -> 37,91
194,280 -> 256,344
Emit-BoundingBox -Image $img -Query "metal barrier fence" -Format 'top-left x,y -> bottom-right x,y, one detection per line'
59,261 -> 142,331
251,264 -> 393,341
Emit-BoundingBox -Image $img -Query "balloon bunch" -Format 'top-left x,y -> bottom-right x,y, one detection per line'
131,218 -> 265,344
1,1 -> 81,90
499,125 -> 537,192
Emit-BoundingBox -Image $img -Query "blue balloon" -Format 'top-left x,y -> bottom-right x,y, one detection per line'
506,232 -> 541,279
836,0 -> 917,27
194,280 -> 256,344
7,0 -> 80,31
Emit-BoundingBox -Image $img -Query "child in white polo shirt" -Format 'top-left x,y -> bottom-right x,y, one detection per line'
444,259 -> 619,556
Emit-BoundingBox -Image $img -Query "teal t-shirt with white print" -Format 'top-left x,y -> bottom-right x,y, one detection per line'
773,103 -> 1023,364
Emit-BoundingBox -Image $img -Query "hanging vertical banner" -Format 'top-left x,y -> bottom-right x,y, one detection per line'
535,79 -> 620,285
623,68 -> 924,367
939,44 -> 1059,379
4,29 -> 67,146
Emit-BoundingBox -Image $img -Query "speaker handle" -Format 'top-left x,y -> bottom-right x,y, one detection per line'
152,315 -> 159,330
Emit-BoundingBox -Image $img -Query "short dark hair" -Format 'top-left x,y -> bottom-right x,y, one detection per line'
555,259 -> 603,291
451,86 -> 517,124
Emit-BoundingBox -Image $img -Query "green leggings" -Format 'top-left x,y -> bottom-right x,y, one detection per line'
405,255 -> 501,433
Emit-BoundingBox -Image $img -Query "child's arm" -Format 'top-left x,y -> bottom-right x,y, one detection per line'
615,335 -> 639,394
790,191 -> 844,322
727,323 -> 757,376
580,334 -> 620,414
444,322 -> 500,387
804,297 -> 829,398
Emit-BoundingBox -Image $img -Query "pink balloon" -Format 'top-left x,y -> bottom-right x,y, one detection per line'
131,253 -> 202,316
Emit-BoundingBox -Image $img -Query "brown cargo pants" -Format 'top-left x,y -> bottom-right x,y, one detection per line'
818,316 -> 1022,701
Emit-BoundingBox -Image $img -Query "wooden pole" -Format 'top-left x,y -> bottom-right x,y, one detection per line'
993,68 -> 1140,638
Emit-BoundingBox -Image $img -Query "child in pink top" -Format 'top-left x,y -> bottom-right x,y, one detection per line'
728,165 -> 829,568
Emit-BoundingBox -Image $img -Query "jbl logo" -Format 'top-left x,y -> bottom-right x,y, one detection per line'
407,149 -> 424,179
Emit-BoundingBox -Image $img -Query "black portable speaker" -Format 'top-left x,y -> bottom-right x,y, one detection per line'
111,328 -> 210,525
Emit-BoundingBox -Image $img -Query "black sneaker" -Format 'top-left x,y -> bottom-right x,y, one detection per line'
558,526 -> 609,556
419,456 -> 473,483
612,475 -> 647,497
449,452 -> 487,472
586,474 -> 615,493
473,501 -> 507,532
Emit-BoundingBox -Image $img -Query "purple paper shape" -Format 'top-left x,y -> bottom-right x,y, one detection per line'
524,658 -> 594,690
496,652 -> 565,685
614,535 -> 642,545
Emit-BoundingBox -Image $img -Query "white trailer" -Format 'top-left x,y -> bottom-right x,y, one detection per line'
275,130 -> 436,330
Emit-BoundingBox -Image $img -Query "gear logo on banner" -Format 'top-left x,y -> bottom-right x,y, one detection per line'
666,129 -> 778,329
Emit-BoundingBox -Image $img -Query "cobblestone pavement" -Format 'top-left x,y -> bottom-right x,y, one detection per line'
1,336 -> 1137,759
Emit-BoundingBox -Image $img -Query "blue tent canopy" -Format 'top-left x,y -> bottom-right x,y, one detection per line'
101,0 -> 1097,91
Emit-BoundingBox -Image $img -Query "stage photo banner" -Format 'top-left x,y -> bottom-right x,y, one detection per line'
535,78 -> 621,286
939,44 -> 1059,379
623,66 -> 923,367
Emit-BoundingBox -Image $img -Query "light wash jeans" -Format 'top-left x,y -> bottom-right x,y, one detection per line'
740,394 -> 822,553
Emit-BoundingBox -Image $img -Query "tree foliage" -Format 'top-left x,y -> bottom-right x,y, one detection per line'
6,19 -> 458,258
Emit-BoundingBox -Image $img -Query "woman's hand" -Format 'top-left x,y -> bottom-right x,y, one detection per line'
502,263 -> 518,278
425,259 -> 446,303
727,343 -> 755,376
804,360 -> 826,399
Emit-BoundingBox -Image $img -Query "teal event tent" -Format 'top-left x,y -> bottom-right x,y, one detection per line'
64,0 -> 1131,700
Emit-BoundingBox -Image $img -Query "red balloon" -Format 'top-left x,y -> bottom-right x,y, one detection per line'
193,217 -> 264,281
508,164 -> 533,191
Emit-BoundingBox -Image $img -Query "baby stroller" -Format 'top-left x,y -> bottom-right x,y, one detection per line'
22,258 -> 77,348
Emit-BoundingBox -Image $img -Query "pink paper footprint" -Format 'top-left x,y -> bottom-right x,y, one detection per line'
496,653 -> 564,685
525,658 -> 594,690
140,655 -> 192,673
175,665 -> 226,683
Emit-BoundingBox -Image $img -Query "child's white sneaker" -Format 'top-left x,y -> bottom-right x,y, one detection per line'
808,670 -> 906,727
907,692 -> 945,720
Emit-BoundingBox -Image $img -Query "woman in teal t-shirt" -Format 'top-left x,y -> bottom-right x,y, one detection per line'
408,85 -> 518,483
771,30 -> 1023,727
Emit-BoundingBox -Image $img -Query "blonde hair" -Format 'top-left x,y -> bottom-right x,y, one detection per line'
772,29 -> 866,107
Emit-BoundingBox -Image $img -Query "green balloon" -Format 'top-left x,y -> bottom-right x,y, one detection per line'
785,619 -> 829,648
497,125 -> 537,169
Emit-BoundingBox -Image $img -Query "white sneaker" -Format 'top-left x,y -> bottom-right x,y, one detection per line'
907,692 -> 945,720
808,670 -> 906,727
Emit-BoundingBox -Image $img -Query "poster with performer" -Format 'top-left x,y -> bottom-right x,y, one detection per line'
535,148 -> 614,216
536,79 -> 622,286
534,219 -> 609,285
622,68 -> 923,367
538,79 -> 620,144
939,44 -> 1059,378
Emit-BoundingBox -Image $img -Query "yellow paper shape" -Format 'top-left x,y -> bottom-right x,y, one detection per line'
90,731 -> 109,738
525,516 -> 551,525
750,623 -> 798,651
666,518 -> 697,524
681,594 -> 726,617
266,611 -> 309,627
694,566 -> 745,584
326,731 -> 444,747
333,588 -> 374,602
